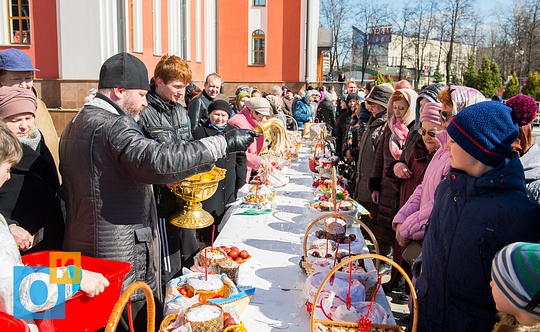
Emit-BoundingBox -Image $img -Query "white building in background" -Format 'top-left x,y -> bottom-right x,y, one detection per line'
353,25 -> 473,87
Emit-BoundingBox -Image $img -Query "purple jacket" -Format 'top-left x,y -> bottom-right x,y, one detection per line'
392,131 -> 451,241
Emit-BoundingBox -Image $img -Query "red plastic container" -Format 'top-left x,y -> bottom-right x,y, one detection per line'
0,312 -> 30,332
21,251 -> 132,332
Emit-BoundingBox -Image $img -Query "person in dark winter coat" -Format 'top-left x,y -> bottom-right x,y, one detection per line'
316,91 -> 336,132
0,87 -> 64,253
188,73 -> 222,130
506,94 -> 540,205
138,55 -> 199,285
333,93 -> 357,160
60,53 -> 257,331
193,100 -> 247,242
413,101 -> 540,332
354,84 -> 394,236
184,82 -> 200,107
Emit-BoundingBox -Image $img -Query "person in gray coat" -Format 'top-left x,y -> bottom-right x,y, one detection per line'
60,53 -> 256,331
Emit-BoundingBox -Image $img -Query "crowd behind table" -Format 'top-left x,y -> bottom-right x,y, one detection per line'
0,47 -> 538,332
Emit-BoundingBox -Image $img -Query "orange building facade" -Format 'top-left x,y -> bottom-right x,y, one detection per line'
0,0 -> 319,132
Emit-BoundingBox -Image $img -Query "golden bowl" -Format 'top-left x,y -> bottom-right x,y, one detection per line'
170,167 -> 226,229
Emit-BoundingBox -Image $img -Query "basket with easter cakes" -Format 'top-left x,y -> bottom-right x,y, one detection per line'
162,271 -> 255,332
300,213 -> 379,285
239,183 -> 276,212
309,170 -> 357,218
190,246 -> 251,278
257,155 -> 290,187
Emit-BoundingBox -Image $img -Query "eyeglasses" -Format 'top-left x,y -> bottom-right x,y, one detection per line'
418,128 -> 439,138
439,109 -> 452,122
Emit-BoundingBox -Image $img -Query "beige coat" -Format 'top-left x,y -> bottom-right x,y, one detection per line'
34,98 -> 60,178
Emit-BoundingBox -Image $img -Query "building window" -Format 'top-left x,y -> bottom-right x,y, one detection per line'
131,0 -> 143,53
252,29 -> 265,65
153,0 -> 162,55
8,0 -> 30,44
253,0 -> 266,6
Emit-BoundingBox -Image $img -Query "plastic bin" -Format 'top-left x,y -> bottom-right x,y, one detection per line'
20,251 -> 132,332
0,312 -> 30,332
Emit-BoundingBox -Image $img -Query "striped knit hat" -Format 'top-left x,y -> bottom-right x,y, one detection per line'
492,242 -> 540,320
447,101 -> 518,167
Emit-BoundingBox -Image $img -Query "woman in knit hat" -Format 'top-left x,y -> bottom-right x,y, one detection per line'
0,87 -> 64,253
491,242 -> 540,331
193,100 -> 247,243
413,101 -> 540,331
506,94 -> 540,205
0,120 -> 110,332
354,83 -> 394,222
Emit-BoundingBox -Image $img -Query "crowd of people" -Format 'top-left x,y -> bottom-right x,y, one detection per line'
0,47 -> 539,332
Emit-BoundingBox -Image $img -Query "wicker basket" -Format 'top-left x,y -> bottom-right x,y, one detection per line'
302,212 -> 381,271
309,138 -> 335,173
184,303 -> 223,332
105,281 -> 156,332
309,254 -> 418,332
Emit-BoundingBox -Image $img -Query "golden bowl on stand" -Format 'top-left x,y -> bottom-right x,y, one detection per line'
170,167 -> 226,229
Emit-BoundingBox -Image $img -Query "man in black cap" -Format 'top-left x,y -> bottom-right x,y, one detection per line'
59,52 -> 256,331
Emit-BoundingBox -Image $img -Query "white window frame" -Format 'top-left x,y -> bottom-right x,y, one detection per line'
132,0 -> 143,53
153,0 -> 162,56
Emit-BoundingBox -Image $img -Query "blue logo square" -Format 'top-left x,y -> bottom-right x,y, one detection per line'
13,266 -> 66,320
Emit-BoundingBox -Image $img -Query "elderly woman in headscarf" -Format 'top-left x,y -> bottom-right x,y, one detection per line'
294,89 -> 320,131
234,90 -> 250,116
369,88 -> 417,263
0,87 -> 64,253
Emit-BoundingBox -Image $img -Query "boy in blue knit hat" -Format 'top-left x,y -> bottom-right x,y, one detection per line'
491,242 -> 540,331
413,101 -> 540,331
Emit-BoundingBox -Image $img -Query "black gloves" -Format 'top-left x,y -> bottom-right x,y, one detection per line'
224,129 -> 259,153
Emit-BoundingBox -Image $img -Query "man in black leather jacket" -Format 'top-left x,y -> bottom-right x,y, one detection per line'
60,52 -> 256,331
138,55 -> 199,286
188,72 -> 221,130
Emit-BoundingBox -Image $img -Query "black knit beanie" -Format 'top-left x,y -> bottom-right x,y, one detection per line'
98,52 -> 150,91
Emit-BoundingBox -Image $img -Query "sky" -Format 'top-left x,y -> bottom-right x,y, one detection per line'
386,0 -> 503,19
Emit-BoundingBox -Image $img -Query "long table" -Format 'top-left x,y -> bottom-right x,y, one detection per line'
215,141 -> 395,331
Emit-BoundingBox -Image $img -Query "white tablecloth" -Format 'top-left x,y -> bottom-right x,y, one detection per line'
215,142 -> 395,331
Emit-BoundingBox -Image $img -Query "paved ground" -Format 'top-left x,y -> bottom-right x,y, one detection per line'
382,273 -> 411,330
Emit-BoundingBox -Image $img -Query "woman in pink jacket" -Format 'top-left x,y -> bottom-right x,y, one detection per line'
228,97 -> 272,182
393,86 -> 486,245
